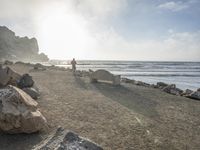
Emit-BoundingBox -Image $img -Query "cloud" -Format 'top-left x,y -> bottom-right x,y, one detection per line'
91,28 -> 200,61
74,0 -> 127,18
157,1 -> 191,12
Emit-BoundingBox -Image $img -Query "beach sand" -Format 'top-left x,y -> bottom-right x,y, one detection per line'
0,63 -> 200,150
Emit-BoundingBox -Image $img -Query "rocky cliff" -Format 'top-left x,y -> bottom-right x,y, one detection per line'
0,26 -> 49,62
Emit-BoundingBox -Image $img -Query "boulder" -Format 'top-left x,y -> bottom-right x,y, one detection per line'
188,91 -> 200,100
197,88 -> 200,92
22,87 -> 40,100
0,66 -> 21,87
181,89 -> 193,96
162,84 -> 183,96
33,127 -> 103,150
17,73 -> 34,88
90,69 -> 121,85
0,85 -> 47,133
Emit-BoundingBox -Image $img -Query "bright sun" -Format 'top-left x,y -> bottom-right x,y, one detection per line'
36,4 -> 94,59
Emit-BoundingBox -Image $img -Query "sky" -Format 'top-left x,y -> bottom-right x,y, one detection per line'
0,0 -> 200,61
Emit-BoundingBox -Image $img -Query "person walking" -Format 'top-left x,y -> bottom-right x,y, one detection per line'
71,58 -> 77,74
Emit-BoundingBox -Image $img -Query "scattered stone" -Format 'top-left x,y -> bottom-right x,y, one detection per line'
90,69 -> 121,85
188,91 -> 200,100
17,73 -> 34,88
0,85 -> 47,133
33,127 -> 103,150
23,87 -> 40,100
156,82 -> 168,89
162,84 -> 183,96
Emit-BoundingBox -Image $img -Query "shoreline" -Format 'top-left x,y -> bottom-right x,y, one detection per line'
1,61 -> 200,149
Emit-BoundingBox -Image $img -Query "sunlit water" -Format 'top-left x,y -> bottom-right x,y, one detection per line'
48,60 -> 200,90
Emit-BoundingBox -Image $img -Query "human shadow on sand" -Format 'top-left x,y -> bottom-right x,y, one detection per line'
92,82 -> 159,118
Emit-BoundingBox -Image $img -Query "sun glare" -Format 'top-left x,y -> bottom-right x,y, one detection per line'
36,5 -> 94,59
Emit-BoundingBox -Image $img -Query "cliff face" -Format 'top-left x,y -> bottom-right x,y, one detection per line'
0,26 -> 49,62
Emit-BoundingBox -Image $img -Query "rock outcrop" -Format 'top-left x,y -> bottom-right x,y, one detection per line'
33,127 -> 103,150
0,26 -> 49,62
0,85 -> 47,133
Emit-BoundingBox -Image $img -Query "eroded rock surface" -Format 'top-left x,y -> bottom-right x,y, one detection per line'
0,85 -> 47,133
33,127 -> 103,150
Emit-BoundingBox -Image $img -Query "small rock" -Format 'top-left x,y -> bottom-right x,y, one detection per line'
23,87 -> 40,99
17,73 -> 34,88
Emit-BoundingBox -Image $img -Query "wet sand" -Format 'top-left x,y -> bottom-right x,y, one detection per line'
0,63 -> 200,150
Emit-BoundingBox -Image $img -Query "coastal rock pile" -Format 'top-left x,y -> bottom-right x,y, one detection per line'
0,85 -> 47,133
33,127 -> 103,150
0,65 -> 40,99
121,77 -> 200,100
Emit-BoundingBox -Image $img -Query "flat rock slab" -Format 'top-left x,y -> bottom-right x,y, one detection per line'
33,127 -> 103,150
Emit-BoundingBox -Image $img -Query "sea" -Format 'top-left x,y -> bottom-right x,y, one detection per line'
49,60 -> 200,90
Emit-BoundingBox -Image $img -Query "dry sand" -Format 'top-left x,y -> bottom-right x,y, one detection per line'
0,64 -> 200,150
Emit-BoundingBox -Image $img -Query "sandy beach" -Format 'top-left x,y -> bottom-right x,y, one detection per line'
0,63 -> 200,150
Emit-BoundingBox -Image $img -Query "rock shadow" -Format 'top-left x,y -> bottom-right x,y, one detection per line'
0,132 -> 43,150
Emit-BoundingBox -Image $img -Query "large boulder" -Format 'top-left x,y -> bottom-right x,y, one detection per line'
90,69 -> 121,85
17,73 -> 34,88
33,127 -> 103,150
0,85 -> 47,133
0,66 -> 21,87
162,84 -> 183,96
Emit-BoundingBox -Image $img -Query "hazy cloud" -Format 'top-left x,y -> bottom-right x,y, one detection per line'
158,1 -> 191,12
0,0 -> 200,61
